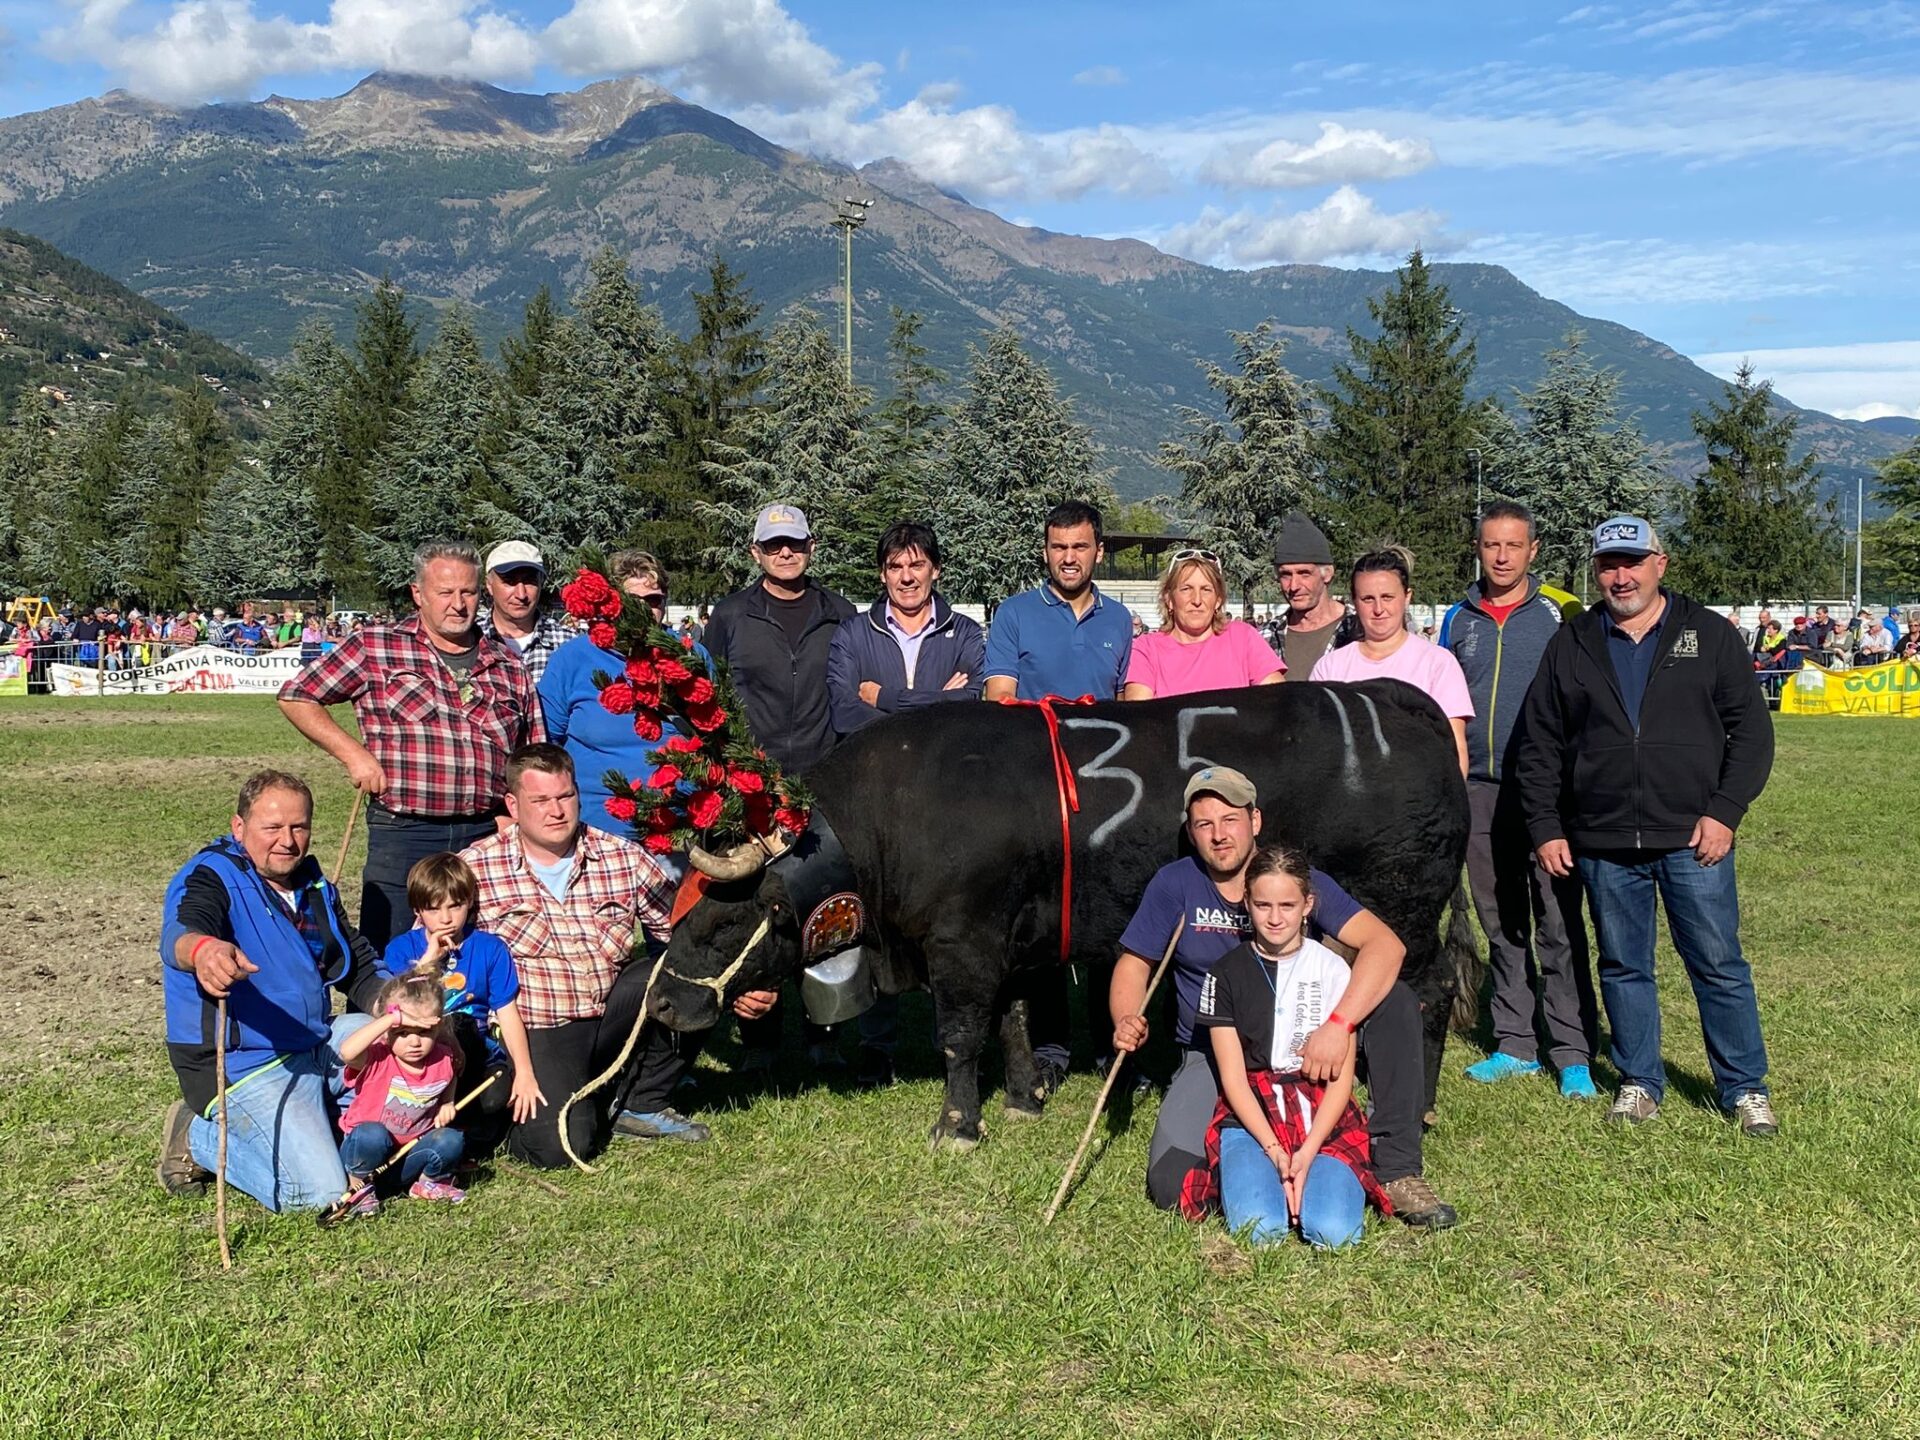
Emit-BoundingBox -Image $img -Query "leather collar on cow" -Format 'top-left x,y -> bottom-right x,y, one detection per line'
773,810 -> 867,960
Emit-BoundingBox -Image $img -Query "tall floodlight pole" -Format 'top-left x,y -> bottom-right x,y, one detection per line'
1467,448 -> 1483,577
1856,475 -> 1865,611
831,196 -> 875,383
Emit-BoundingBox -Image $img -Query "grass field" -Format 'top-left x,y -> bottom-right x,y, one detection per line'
1,696 -> 1915,1439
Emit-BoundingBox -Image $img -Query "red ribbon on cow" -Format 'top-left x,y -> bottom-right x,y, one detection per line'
997,694 -> 1097,964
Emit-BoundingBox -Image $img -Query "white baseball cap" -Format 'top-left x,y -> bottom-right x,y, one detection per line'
485,540 -> 546,576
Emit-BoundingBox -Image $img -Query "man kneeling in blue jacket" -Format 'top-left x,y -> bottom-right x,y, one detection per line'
157,770 -> 385,1210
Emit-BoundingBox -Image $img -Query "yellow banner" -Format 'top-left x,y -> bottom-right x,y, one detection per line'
1780,660 -> 1920,716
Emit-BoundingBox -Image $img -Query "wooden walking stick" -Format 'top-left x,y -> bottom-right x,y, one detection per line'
331,788 -> 365,887
316,1072 -> 502,1228
215,994 -> 232,1270
1042,918 -> 1184,1226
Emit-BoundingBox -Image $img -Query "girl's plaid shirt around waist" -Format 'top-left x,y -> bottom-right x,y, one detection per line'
280,617 -> 544,818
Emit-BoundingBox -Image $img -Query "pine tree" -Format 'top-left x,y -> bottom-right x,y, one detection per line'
1492,331 -> 1668,587
1317,249 -> 1486,592
0,390 -> 60,596
931,328 -> 1107,610
183,458 -> 325,604
44,399 -> 137,603
1159,323 -> 1315,616
123,384 -> 232,609
315,279 -> 418,605
574,247 -> 674,472
1869,438 -> 1920,595
878,306 -> 947,466
362,307 -> 502,594
500,286 -> 560,401
702,308 -> 884,598
1668,362 -> 1843,602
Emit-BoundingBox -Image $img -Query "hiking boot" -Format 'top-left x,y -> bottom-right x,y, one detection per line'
1608,1083 -> 1660,1125
1732,1091 -> 1778,1138
1464,1053 -> 1542,1084
156,1100 -> 211,1197
853,1045 -> 896,1089
1381,1174 -> 1458,1230
408,1176 -> 468,1204
1558,1064 -> 1600,1101
1034,1059 -> 1069,1102
613,1107 -> 711,1143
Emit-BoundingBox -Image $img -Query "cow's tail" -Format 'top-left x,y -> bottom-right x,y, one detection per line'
1444,876 -> 1483,1035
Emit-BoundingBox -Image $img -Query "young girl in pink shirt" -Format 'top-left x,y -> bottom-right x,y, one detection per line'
335,973 -> 466,1215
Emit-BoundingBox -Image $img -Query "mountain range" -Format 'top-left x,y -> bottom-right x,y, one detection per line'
0,71 -> 1903,498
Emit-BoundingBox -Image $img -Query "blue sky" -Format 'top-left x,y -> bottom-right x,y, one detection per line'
5,0 -> 1920,417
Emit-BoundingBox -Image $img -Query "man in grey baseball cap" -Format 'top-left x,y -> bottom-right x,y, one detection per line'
484,540 -> 569,685
1516,513 -> 1779,1136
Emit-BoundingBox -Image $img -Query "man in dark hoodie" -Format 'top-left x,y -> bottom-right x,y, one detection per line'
703,502 -> 856,1068
1440,501 -> 1599,1099
1516,516 -> 1778,1137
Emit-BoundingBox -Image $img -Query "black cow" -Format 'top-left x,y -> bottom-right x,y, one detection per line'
652,680 -> 1475,1147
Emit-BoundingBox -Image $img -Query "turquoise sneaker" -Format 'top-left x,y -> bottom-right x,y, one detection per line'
1558,1064 -> 1600,1100
1464,1053 -> 1542,1084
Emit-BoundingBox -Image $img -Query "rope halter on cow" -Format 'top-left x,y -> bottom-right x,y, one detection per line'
554,913 -> 772,1174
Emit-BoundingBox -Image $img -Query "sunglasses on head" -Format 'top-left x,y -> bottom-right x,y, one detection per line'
1168,548 -> 1222,568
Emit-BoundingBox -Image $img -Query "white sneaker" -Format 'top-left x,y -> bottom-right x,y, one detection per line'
1607,1083 -> 1660,1125
1732,1091 -> 1778,1138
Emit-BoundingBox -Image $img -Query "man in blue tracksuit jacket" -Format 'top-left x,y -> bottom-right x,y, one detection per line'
823,520 -> 985,1082
1440,502 -> 1599,1097
157,770 -> 384,1211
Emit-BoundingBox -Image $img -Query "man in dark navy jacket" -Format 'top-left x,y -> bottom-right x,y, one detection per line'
157,771 -> 384,1210
1516,516 -> 1778,1138
823,520 -> 984,1082
825,520 -> 985,737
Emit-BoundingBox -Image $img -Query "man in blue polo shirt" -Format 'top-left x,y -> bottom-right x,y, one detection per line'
983,500 -> 1132,1093
983,500 -> 1133,703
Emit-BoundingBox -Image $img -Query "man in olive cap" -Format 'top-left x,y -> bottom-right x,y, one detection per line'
1267,511 -> 1359,675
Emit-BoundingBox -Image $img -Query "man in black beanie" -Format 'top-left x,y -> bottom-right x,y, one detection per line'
1268,510 -> 1358,675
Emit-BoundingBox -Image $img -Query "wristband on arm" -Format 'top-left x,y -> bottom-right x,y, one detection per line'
1327,1011 -> 1358,1034
189,935 -> 219,968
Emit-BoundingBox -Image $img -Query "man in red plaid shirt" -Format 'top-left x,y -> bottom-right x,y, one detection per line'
463,744 -> 713,1165
279,540 -> 543,948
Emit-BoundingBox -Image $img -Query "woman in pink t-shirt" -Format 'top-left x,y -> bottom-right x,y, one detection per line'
1308,547 -> 1473,775
1122,550 -> 1286,700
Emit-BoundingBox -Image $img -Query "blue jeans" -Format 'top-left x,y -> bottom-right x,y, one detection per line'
187,1014 -> 366,1213
361,807 -> 498,950
1577,848 -> 1769,1109
339,1121 -> 464,1185
1217,1128 -> 1366,1249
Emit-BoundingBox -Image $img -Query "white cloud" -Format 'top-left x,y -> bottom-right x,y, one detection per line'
1460,232 -> 1852,308
1202,121 -> 1435,188
1073,65 -> 1126,87
1157,186 -> 1448,267
1693,340 -> 1920,419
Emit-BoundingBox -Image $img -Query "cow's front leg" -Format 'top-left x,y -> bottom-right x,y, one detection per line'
927,964 -> 994,1151
1000,994 -> 1043,1119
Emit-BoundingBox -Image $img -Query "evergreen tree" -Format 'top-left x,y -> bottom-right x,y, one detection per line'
574,247 -> 674,470
1159,323 -> 1315,616
702,309 -> 884,598
126,384 -> 232,609
499,286 -> 560,401
1317,249 -> 1486,591
930,328 -> 1106,610
183,459 -> 325,604
316,279 -> 418,605
1868,438 -> 1920,596
878,306 -> 947,466
0,391 -> 60,596
638,257 -> 766,596
1668,362 -> 1843,602
362,307 -> 502,594
1491,331 -> 1668,587
44,399 -> 138,603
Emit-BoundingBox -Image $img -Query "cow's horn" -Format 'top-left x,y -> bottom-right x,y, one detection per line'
688,839 -> 768,881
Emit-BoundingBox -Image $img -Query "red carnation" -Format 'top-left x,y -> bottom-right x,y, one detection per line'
631,680 -> 663,711
649,763 -> 683,791
682,633 -> 695,649
597,594 -> 624,619
687,702 -> 727,734
561,569 -> 616,620
598,680 -> 636,715
687,788 -> 725,830
646,805 -> 679,831
633,713 -> 663,742
656,657 -> 692,683
589,622 -> 618,650
662,733 -> 704,755
675,675 -> 714,704
728,767 -> 766,794
604,795 -> 638,823
624,658 -> 657,685
744,793 -> 775,832
774,805 -> 808,835
704,762 -> 725,785
642,832 -> 676,854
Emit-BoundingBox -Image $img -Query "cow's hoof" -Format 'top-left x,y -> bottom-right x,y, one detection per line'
929,1110 -> 983,1151
1002,1097 -> 1045,1121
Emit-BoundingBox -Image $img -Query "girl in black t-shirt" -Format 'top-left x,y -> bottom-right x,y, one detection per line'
1182,846 -> 1388,1247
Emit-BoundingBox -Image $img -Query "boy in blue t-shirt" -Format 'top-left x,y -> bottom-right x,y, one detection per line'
380,852 -> 542,1151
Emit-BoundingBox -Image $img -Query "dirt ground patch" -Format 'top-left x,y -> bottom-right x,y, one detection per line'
0,878 -> 159,1071
8,753 -> 300,788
